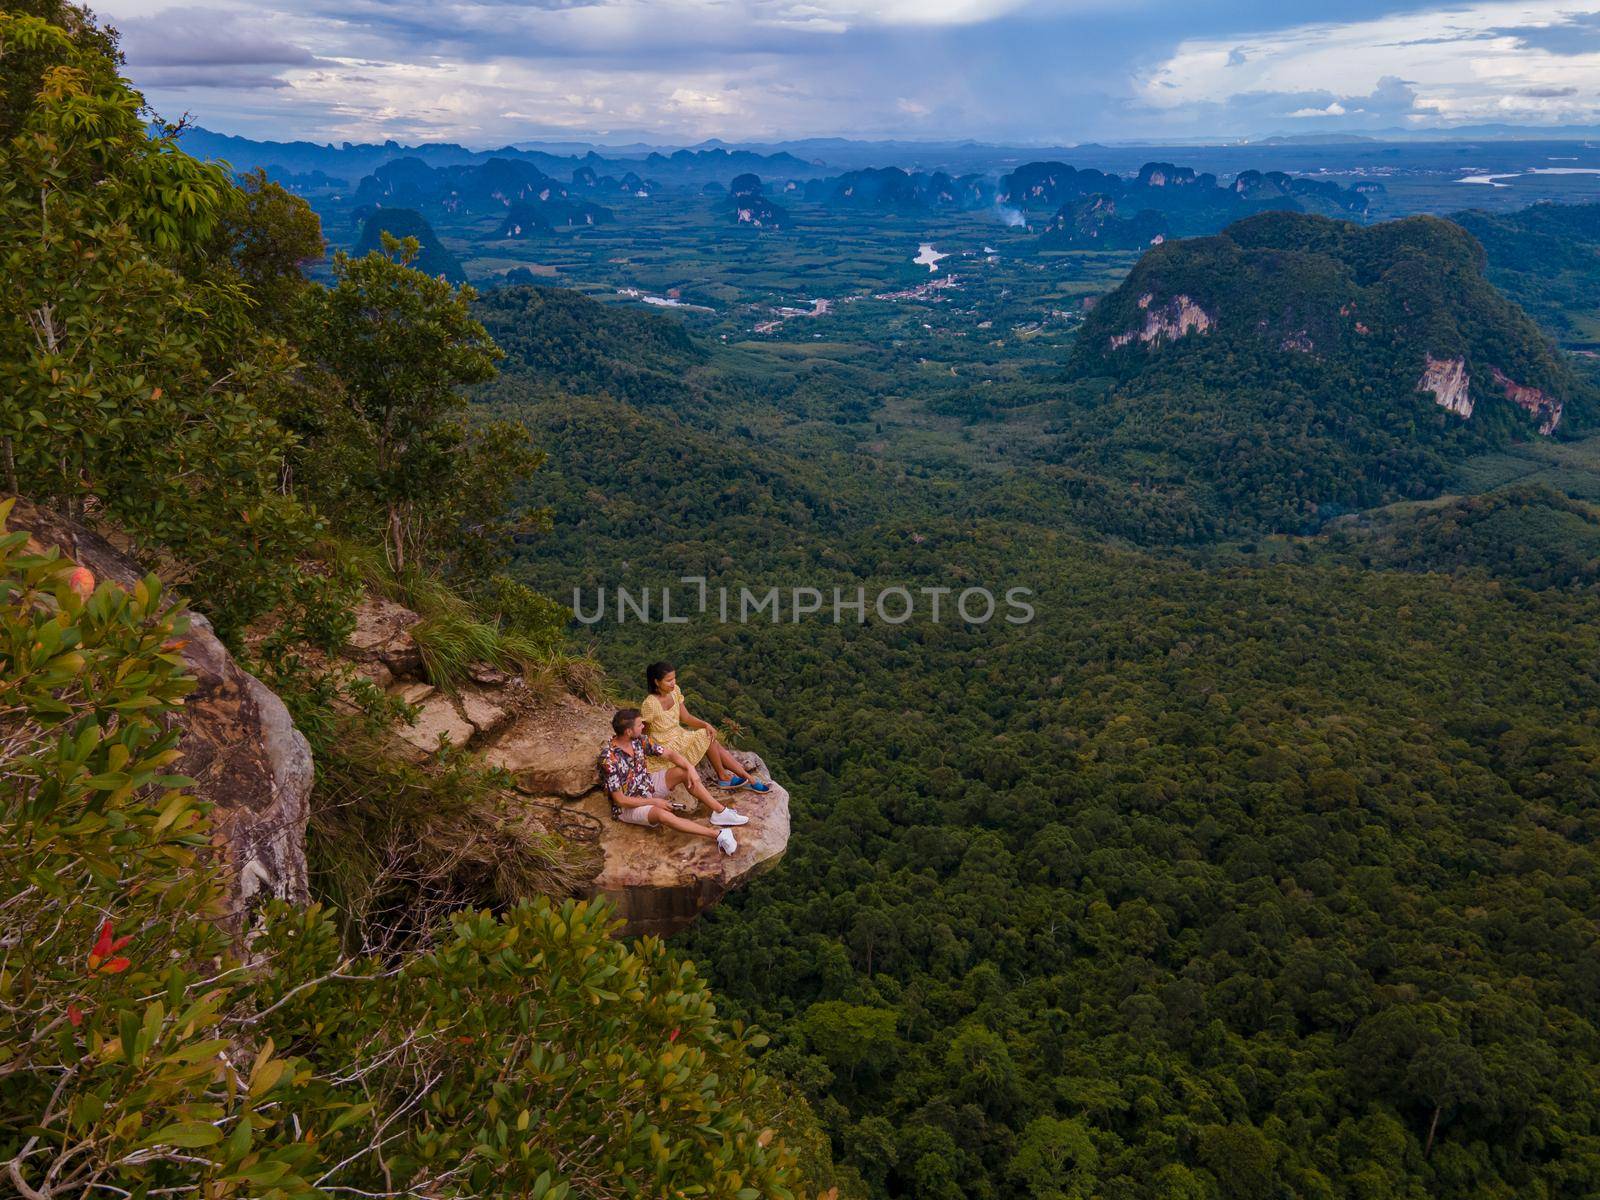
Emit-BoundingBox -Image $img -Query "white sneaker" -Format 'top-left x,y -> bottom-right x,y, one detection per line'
717,828 -> 738,855
711,808 -> 749,827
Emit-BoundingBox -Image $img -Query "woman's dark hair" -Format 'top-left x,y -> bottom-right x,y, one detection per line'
612,707 -> 642,735
646,661 -> 675,694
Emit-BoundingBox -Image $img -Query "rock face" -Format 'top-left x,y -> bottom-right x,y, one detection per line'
1491,367 -> 1563,434
1420,355 -> 1473,418
7,499 -> 313,926
341,597 -> 792,937
482,693 -> 617,797
1110,293 -> 1214,349
1419,357 -> 1563,433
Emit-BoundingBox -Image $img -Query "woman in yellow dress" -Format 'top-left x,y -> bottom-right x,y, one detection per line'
641,661 -> 772,793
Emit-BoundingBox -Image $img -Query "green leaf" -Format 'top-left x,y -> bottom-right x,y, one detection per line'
137,1121 -> 224,1149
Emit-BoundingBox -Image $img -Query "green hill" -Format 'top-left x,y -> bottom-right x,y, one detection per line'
1311,484 -> 1600,589
1452,203 -> 1600,347
1059,212 -> 1594,537
475,284 -> 708,408
353,206 -> 466,283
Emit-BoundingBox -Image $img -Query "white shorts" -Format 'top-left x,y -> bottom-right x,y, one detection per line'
616,770 -> 671,825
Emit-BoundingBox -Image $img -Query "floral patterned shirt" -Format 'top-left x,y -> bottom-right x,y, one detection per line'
599,735 -> 665,798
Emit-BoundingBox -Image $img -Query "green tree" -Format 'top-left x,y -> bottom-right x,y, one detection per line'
305,235 -> 539,574
800,1002 -> 900,1081
0,11 -> 334,641
1198,1124 -> 1279,1200
0,0 -> 119,140
1007,1116 -> 1100,1200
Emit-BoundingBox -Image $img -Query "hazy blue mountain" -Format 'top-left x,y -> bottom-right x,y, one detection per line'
351,208 -> 465,283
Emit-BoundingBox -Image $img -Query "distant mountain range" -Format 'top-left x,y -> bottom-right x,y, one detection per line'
351,157 -> 617,234
805,166 -> 996,210
172,127 -> 819,195
177,124 -> 1600,185
1006,161 -> 1371,223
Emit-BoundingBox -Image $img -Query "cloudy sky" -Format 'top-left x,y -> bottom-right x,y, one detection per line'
97,0 -> 1600,145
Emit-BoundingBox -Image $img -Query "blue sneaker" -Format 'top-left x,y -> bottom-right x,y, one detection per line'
745,778 -> 773,794
712,775 -> 750,790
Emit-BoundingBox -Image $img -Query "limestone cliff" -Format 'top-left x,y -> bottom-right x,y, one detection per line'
8,498 -> 313,928
1109,292 -> 1214,349
1490,367 -> 1563,434
1419,355 -> 1473,419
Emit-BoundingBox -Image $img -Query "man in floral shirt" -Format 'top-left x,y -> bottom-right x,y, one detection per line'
599,709 -> 747,855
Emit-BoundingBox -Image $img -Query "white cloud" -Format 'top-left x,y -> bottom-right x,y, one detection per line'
667,87 -> 734,113
1138,0 -> 1600,128
1287,101 -> 1346,117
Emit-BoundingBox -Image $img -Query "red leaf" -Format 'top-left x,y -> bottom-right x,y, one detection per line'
67,1004 -> 84,1027
667,1027 -> 680,1042
88,921 -> 133,973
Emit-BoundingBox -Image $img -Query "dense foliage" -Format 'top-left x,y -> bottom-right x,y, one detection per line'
1452,203 -> 1600,345
486,273 -> 1600,1200
0,10 -> 335,641
301,235 -> 541,574
1308,484 -> 1600,590
475,284 -> 710,409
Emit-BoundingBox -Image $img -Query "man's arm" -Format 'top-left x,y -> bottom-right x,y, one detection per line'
644,738 -> 683,767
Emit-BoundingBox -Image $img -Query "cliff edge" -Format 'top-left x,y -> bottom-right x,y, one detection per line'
345,596 -> 792,937
9,501 -> 789,938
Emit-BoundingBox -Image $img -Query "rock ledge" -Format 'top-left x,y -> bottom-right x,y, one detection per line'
345,598 -> 791,936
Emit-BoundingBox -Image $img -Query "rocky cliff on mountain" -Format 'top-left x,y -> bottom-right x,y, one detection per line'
1039,194 -> 1168,251
724,173 -> 789,227
7,498 -> 313,929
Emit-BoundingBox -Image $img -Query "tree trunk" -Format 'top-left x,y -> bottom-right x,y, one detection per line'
1424,1105 -> 1441,1157
386,503 -> 406,573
